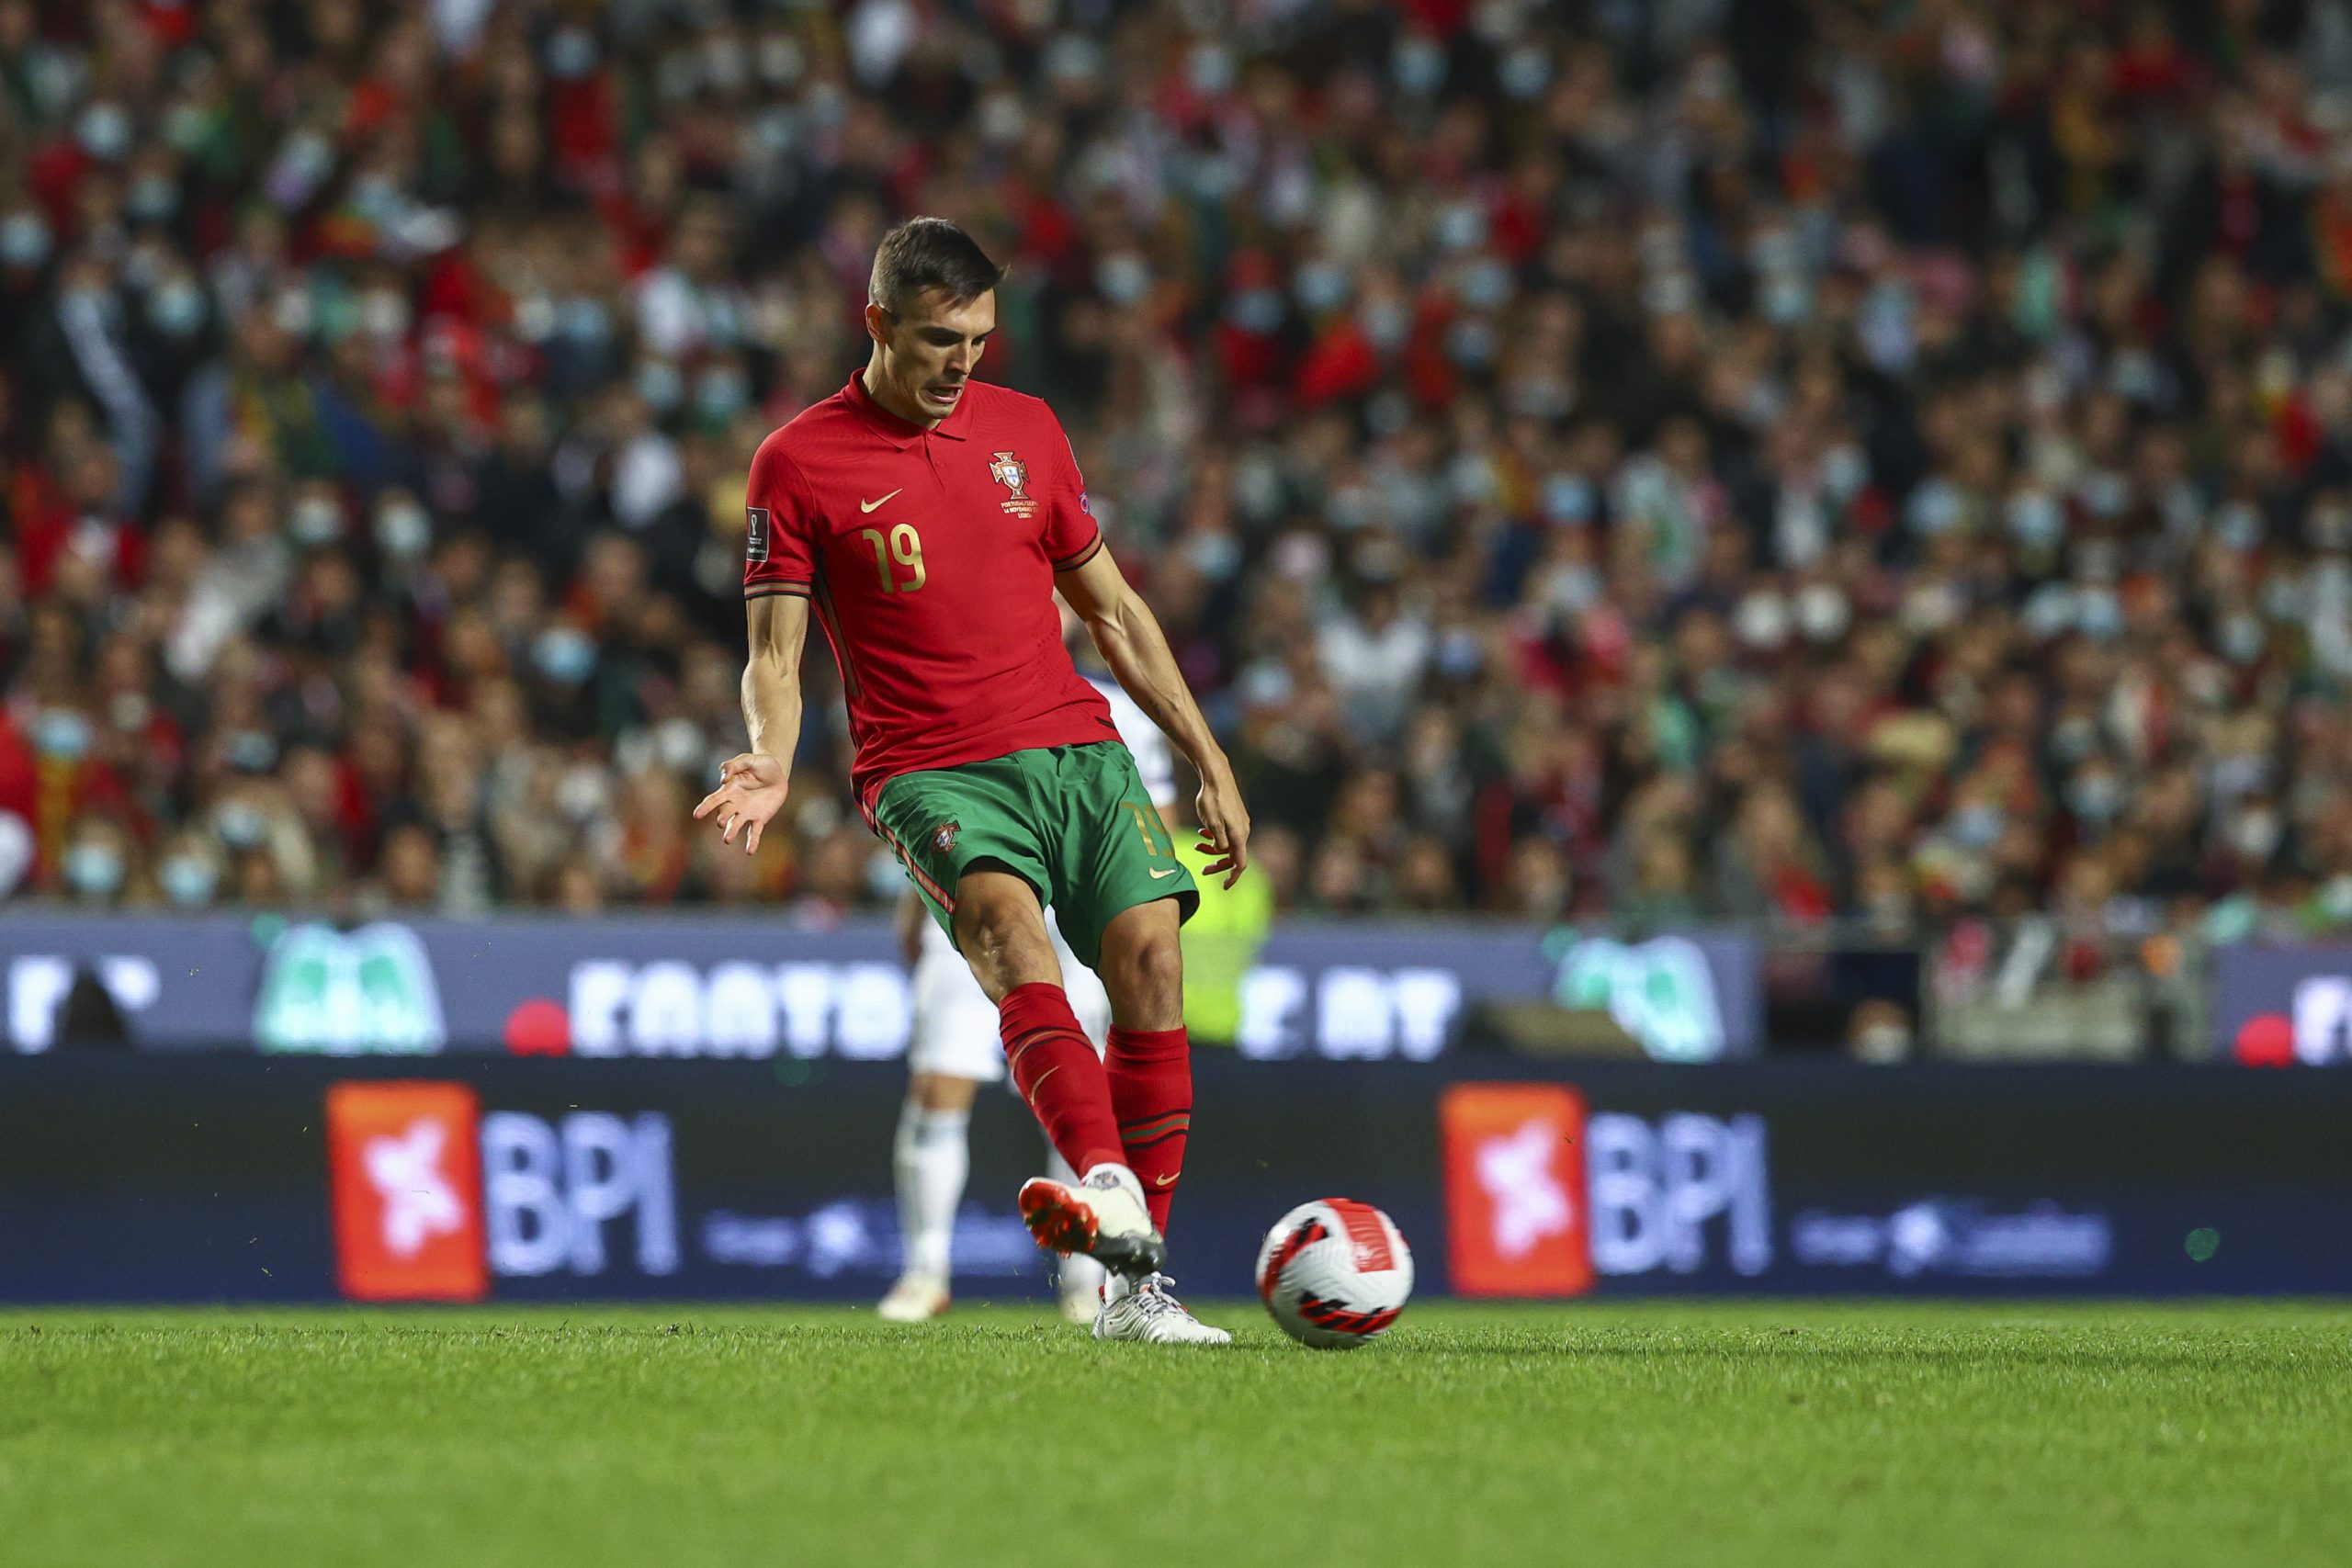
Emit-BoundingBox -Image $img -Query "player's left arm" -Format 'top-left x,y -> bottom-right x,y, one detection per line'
1057,543 -> 1250,886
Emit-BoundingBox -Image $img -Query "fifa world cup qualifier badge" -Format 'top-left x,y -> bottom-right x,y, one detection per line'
989,452 -> 1036,517
745,506 -> 771,564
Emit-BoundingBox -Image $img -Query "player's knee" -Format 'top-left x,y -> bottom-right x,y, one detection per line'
1114,930 -> 1184,1020
955,900 -> 1057,995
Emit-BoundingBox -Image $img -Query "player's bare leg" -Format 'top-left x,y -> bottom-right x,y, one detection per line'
1086,896 -> 1227,1345
956,871 -> 1166,1280
878,1068 -> 978,1323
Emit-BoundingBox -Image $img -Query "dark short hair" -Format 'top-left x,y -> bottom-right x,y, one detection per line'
867,217 -> 1006,317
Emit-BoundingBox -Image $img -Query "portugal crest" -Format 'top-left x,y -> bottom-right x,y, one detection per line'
989,451 -> 1035,517
933,819 -> 959,855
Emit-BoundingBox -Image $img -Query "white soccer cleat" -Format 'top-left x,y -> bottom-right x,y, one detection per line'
876,1273 -> 951,1323
1091,1273 -> 1232,1346
1018,1164 -> 1166,1280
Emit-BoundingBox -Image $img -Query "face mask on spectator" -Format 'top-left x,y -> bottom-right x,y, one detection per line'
1360,299 -> 1411,352
1736,592 -> 1791,651
2074,587 -> 2122,640
562,299 -> 613,344
1437,626 -> 1484,678
695,365 -> 749,421
2068,772 -> 2123,825
2233,809 -> 2281,862
534,626 -> 597,685
159,854 -> 218,908
1819,446 -> 1869,502
110,692 -> 150,732
127,174 -> 179,222
1795,582 -> 1849,643
1499,44 -> 1551,99
376,497 -> 431,558
64,843 -> 126,899
1189,43 -> 1236,95
2309,503 -> 2351,551
1185,531 -> 1240,581
1456,259 -> 1513,311
1393,34 -> 1447,96
2008,491 -> 2063,548
148,276 -> 206,337
288,495 -> 343,546
1444,318 -> 1496,367
1,210 -> 52,269
361,288 -> 411,339
1543,474 -> 1594,525
225,731 -> 279,773
1227,288 -> 1283,334
1097,253 -> 1150,306
547,28 -> 598,79
34,711 -> 93,761
635,360 -> 684,413
1760,273 -> 1810,325
1294,261 -> 1348,315
1434,201 -> 1485,252
77,101 -> 133,161
855,844 -> 903,901
2215,502 -> 2263,552
2218,614 -> 2265,663
758,34 -> 804,85
213,801 -> 269,850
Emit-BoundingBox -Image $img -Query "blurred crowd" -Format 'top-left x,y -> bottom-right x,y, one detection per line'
13,0 -> 2352,953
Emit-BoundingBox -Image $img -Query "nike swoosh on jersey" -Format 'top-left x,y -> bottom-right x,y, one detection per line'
859,489 -> 903,513
1149,866 -> 1181,879
1154,1173 -> 1178,1186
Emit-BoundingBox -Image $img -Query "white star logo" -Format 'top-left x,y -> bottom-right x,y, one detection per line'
363,1119 -> 465,1258
1476,1120 -> 1573,1259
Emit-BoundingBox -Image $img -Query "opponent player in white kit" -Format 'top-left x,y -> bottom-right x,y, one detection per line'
879,658 -> 1179,1323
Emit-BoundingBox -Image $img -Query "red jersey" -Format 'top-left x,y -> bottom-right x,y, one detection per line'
743,371 -> 1117,810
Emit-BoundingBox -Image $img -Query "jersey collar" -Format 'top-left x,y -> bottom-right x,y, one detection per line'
843,369 -> 973,446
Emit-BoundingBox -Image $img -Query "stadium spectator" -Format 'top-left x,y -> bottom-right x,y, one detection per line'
7,0 -> 2352,966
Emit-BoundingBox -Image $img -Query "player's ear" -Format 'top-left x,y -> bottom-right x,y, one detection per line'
864,300 -> 892,347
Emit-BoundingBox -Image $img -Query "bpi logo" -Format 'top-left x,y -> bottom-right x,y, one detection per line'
325,1081 -> 677,1301
326,1081 -> 488,1301
1440,1082 -> 1773,1296
1440,1084 -> 1591,1296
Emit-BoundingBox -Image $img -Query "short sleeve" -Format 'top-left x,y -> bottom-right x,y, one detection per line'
1042,414 -> 1102,574
743,435 -> 814,599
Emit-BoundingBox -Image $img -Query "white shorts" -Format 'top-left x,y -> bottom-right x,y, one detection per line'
907,913 -> 1112,1083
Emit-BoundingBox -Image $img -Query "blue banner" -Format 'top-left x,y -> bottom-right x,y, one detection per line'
0,1057 -> 2340,1303
0,912 -> 1762,1062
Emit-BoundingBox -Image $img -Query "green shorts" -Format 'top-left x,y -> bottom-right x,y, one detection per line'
871,742 -> 1198,970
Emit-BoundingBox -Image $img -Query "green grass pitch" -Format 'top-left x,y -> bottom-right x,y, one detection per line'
4,1301 -> 2347,1567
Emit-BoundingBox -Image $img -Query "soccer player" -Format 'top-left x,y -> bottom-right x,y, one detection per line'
879,656 -> 1178,1326
695,218 -> 1250,1346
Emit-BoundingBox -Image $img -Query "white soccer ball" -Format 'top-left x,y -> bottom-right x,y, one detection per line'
1254,1198 -> 1414,1350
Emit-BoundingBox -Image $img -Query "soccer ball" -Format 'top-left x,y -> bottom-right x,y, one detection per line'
1254,1198 -> 1414,1349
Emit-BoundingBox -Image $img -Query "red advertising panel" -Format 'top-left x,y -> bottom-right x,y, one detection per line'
1441,1082 -> 1592,1297
325,1080 -> 488,1302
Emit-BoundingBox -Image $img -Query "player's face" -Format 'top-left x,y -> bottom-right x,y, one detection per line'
871,288 -> 996,422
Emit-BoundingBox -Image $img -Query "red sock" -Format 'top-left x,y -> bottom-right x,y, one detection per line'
1000,983 -> 1125,1176
1106,1025 -> 1191,1233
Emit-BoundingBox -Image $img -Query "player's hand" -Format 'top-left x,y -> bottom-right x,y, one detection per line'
1194,768 -> 1251,888
693,751 -> 791,855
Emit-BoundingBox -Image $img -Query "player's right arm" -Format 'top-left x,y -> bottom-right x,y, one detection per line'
697,437 -> 817,856
694,581 -> 808,856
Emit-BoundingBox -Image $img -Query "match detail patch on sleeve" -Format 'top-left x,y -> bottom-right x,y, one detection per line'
746,506 -> 772,564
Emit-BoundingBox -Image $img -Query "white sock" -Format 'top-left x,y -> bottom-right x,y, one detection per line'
894,1100 -> 969,1280
1046,1146 -> 1107,1301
